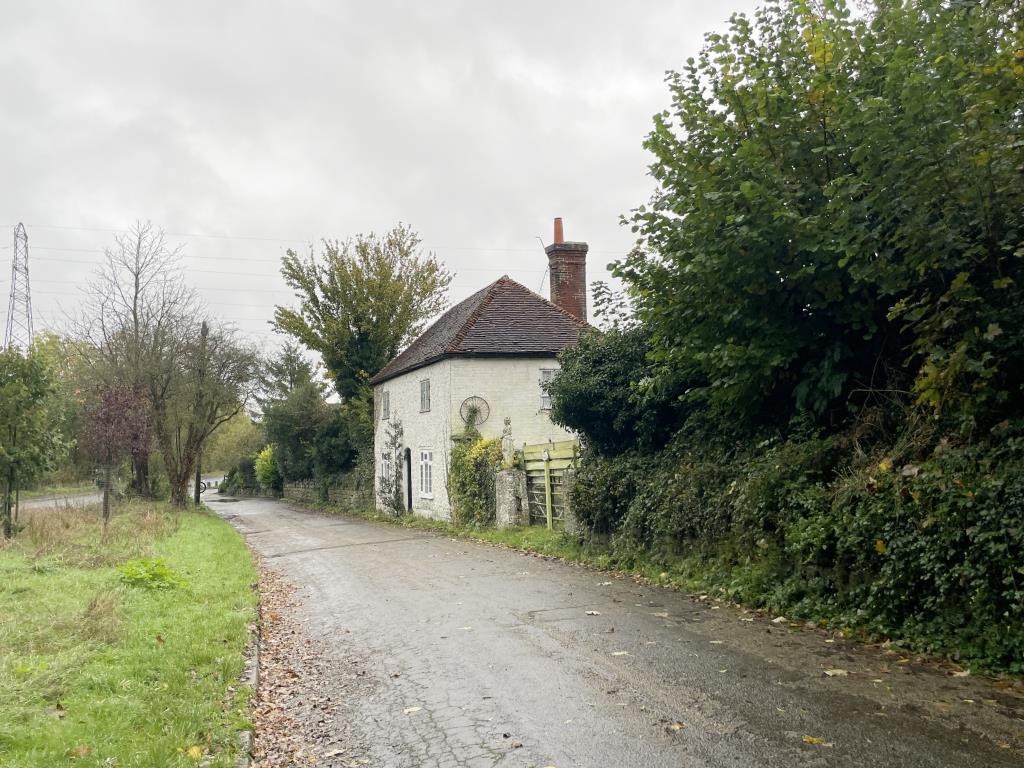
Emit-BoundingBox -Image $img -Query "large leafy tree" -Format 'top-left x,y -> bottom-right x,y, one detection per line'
273,224 -> 452,400
202,411 -> 265,474
154,320 -> 260,507
255,342 -> 323,411
619,0 -> 1024,428
0,347 -> 64,537
262,382 -> 328,481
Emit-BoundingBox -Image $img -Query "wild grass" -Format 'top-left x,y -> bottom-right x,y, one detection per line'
338,504 -> 740,596
0,501 -> 257,767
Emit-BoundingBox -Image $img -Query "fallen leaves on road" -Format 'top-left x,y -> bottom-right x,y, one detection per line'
666,721 -> 685,733
824,669 -> 849,677
251,563 -> 369,767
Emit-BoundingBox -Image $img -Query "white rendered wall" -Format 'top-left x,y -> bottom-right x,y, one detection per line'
373,356 -> 573,520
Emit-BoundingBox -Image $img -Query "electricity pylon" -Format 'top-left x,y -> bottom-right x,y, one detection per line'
4,223 -> 32,352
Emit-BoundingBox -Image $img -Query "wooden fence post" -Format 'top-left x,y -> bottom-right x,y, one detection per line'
543,449 -> 553,529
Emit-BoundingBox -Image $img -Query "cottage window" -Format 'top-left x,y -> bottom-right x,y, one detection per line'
380,452 -> 392,488
420,378 -> 431,412
539,368 -> 556,409
381,390 -> 390,420
419,450 -> 433,497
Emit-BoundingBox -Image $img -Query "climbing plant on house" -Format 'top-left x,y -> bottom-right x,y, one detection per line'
378,418 -> 405,516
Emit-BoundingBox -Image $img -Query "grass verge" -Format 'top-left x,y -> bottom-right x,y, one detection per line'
309,501 -> 686,585
0,501 -> 257,767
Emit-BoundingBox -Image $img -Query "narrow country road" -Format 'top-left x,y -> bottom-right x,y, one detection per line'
215,495 -> 1023,768
18,491 -> 101,511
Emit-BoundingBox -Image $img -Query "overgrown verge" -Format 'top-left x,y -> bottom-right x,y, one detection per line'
0,501 -> 257,766
566,417 -> 1024,674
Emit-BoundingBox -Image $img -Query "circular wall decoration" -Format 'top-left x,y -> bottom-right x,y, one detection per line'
460,396 -> 490,426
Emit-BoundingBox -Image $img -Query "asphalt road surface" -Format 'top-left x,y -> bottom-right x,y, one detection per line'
18,491 -> 101,511
217,495 -> 1024,768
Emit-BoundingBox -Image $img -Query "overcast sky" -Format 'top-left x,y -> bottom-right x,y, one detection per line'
1,0 -> 759,351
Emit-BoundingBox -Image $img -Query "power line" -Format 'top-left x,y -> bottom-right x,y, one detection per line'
0,222 -> 625,256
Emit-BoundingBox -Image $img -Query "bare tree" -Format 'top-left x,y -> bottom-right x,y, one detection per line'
74,221 -> 259,507
74,221 -> 196,496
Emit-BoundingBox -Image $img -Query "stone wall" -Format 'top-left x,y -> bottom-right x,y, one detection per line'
282,479 -> 319,505
283,471 -> 373,511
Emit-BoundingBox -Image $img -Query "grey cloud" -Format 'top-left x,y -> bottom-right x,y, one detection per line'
1,0 -> 760,343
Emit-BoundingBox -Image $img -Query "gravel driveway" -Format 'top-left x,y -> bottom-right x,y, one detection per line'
216,495 -> 1024,768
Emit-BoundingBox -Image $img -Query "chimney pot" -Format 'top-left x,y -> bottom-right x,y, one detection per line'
553,217 -> 564,244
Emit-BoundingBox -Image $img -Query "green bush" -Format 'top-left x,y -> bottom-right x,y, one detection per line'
449,436 -> 503,528
549,326 -> 690,456
568,421 -> 1024,671
220,456 -> 259,496
781,432 -> 1024,671
117,558 -> 187,590
254,444 -> 283,493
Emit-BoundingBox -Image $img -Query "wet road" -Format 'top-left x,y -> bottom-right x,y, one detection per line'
18,491 -> 101,511
217,496 -> 1024,768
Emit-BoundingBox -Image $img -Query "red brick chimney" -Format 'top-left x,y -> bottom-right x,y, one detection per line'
545,217 -> 588,322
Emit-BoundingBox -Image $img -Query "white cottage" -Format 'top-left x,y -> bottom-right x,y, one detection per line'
370,218 -> 588,520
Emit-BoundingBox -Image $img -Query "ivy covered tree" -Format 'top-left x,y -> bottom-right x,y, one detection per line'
618,0 -> 1024,429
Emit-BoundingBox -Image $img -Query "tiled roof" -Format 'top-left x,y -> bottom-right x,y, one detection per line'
369,276 -> 586,385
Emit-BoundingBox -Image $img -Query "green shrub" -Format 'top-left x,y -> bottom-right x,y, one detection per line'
568,420 -> 1024,671
220,456 -> 259,496
449,436 -> 503,528
254,444 -> 283,493
548,326 -> 690,456
117,558 -> 187,590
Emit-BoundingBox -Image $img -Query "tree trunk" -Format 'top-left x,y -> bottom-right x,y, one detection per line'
169,459 -> 195,508
3,426 -> 15,539
102,464 -> 112,530
193,451 -> 202,506
130,453 -> 152,498
2,465 -> 13,539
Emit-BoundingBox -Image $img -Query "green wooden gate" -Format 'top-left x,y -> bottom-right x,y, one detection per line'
523,440 -> 579,529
